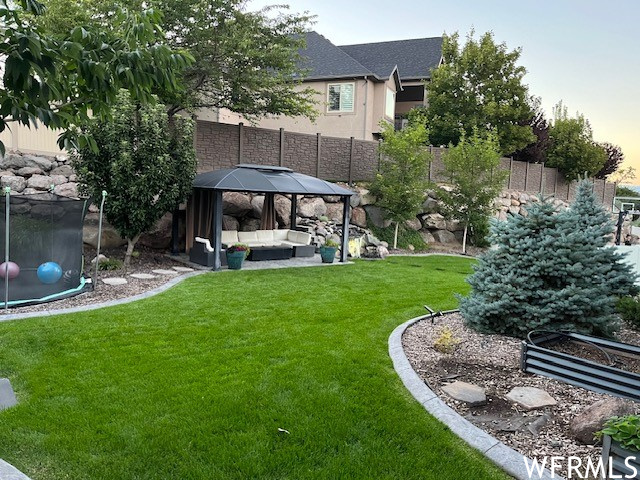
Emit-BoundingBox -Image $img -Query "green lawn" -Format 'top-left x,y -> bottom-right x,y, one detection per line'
0,256 -> 508,480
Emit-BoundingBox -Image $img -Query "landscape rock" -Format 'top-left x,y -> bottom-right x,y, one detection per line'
419,230 -> 436,244
274,195 -> 291,227
26,174 -> 54,190
441,381 -> 487,406
376,245 -> 389,259
222,192 -> 252,216
1,175 -> 26,193
298,197 -> 327,218
102,277 -> 128,286
139,213 -> 173,249
432,229 -> 458,244
355,187 -> 375,206
570,398 -> 635,444
349,194 -> 361,208
1,153 -> 52,171
420,213 -> 446,230
351,207 -> 366,227
91,254 -> 108,265
53,182 -> 79,198
51,165 -> 74,177
50,174 -> 67,186
84,214 -> 127,248
325,202 -> 343,222
250,195 -> 264,218
240,217 -> 261,231
422,197 -> 439,213
223,215 -> 240,231
445,220 -> 464,232
130,273 -> 157,280
405,217 -> 422,231
364,205 -> 391,228
506,387 -> 557,411
16,167 -> 42,177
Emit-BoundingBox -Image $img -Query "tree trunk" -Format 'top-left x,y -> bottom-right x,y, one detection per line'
393,221 -> 399,250
124,234 -> 141,268
462,224 -> 468,255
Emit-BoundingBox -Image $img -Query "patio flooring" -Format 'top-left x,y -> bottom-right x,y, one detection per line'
169,253 -> 353,272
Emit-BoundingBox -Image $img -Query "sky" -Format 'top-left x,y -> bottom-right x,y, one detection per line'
250,0 -> 640,182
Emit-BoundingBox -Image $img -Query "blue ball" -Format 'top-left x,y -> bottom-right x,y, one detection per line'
37,262 -> 63,285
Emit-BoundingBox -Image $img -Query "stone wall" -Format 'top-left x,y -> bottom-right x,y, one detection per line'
0,152 -> 78,197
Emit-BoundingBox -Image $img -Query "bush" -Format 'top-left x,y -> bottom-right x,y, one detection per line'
459,179 -> 639,338
616,296 -> 640,330
596,415 -> 640,451
98,258 -> 123,271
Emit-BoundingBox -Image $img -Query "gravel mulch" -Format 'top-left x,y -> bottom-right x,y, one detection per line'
0,246 -> 203,316
402,312 -> 640,478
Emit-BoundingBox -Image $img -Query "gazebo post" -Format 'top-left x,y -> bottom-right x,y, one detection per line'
340,195 -> 350,263
212,190 -> 223,271
170,207 -> 179,255
290,194 -> 298,230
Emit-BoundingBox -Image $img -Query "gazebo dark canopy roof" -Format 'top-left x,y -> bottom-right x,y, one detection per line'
193,164 -> 354,196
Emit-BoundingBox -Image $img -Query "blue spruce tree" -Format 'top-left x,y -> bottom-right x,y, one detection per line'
459,179 -> 638,338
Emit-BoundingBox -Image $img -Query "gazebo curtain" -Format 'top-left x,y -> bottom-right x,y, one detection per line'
260,193 -> 276,230
186,190 -> 215,252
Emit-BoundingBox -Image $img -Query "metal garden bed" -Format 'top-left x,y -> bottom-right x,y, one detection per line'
521,331 -> 640,402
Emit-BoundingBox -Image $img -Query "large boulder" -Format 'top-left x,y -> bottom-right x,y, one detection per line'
419,230 -> 436,244
223,215 -> 240,231
420,213 -> 446,230
1,175 -> 26,193
1,153 -> 54,171
325,203 -> 344,223
26,174 -> 54,191
16,167 -> 43,177
50,175 -> 67,186
446,219 -> 464,232
351,207 -> 366,228
51,165 -> 74,177
53,182 -> 79,198
275,195 -> 291,226
298,197 -> 327,218
83,214 -> 126,248
139,213 -> 173,249
422,197 -> 439,213
349,193 -> 361,208
240,217 -> 260,231
405,217 -> 422,231
364,205 -> 390,228
251,195 -> 264,218
570,399 -> 635,444
432,229 -> 458,244
222,192 -> 252,216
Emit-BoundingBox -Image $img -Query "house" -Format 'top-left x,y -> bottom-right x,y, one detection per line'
200,31 -> 443,141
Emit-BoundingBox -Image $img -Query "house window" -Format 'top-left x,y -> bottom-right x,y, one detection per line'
385,88 -> 395,119
327,83 -> 355,113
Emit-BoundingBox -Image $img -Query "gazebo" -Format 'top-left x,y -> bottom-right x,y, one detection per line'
184,164 -> 354,271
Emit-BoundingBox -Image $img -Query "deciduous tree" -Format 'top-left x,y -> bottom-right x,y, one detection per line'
595,142 -> 625,179
424,31 -> 535,156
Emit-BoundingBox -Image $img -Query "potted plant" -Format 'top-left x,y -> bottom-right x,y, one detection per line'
226,243 -> 250,270
596,415 -> 640,478
319,239 -> 339,264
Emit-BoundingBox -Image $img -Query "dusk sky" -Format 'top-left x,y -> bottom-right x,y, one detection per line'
252,0 -> 640,182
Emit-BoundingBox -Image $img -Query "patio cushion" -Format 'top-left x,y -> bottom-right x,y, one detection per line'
273,229 -> 289,241
222,230 -> 238,245
288,230 -> 312,245
238,231 -> 258,242
256,230 -> 275,242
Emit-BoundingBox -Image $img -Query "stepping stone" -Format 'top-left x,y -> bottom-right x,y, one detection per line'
441,381 -> 487,406
506,387 -> 557,411
152,269 -> 178,276
172,266 -> 194,272
0,378 -> 17,410
129,273 -> 157,280
102,277 -> 128,286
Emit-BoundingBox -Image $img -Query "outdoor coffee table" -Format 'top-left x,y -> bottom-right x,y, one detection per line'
247,245 -> 293,261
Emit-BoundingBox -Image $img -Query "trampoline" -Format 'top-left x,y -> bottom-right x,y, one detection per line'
0,191 -> 91,308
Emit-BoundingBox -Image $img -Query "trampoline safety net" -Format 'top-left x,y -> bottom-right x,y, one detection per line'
0,193 -> 90,308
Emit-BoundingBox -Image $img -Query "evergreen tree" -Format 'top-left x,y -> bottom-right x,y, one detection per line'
459,179 -> 638,338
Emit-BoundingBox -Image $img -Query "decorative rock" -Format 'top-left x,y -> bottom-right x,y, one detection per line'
130,273 -> 157,280
51,165 -> 74,177
1,153 -> 53,171
26,174 -> 54,190
91,254 -> 108,265
172,266 -> 194,272
16,166 -> 42,177
422,197 -> 439,213
250,195 -> 264,218
1,175 -> 26,193
84,214 -> 127,248
102,277 -> 128,286
349,193 -> 361,208
0,378 -> 17,410
298,197 -> 327,218
222,215 -> 240,231
53,182 -> 79,198
445,219 -> 464,232
364,205 -> 391,228
240,217 -> 261,231
322,195 -> 340,203
152,269 -> 178,275
356,187 -> 375,206
419,230 -> 436,244
506,387 -> 557,411
324,203 -> 343,222
508,205 -> 520,215
377,245 -> 389,259
405,217 -> 422,231
274,194 -> 291,227
497,210 -> 508,221
528,413 -> 552,436
441,381 -> 487,406
50,175 -> 67,186
351,207 -> 366,228
511,199 -> 521,206
432,229 -> 458,244
222,192 -> 252,216
420,213 -> 446,230
570,398 -> 635,444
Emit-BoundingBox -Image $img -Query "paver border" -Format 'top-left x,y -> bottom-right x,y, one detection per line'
0,459 -> 30,480
389,314 -> 562,480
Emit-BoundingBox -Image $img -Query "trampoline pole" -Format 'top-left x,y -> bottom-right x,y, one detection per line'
4,186 -> 10,311
93,191 -> 107,289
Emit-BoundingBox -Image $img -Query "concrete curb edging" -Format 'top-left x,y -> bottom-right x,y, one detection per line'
389,315 -> 561,480
0,459 -> 30,480
0,271 -> 207,323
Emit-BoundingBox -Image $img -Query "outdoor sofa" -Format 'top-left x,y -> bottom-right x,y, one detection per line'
223,229 -> 315,258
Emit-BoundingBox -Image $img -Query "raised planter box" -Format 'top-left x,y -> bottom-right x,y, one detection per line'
521,331 -> 640,402
601,434 -> 640,479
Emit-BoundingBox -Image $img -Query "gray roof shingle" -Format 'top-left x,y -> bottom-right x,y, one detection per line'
339,37 -> 443,81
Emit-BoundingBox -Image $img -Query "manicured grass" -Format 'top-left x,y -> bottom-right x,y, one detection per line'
0,256 -> 508,479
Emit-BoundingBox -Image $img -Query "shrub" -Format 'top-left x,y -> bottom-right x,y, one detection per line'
323,239 -> 340,248
459,179 -> 639,338
98,258 -> 123,271
433,326 -> 461,354
596,415 -> 640,451
616,296 -> 640,330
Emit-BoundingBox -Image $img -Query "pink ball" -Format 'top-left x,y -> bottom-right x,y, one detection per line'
0,261 -> 20,280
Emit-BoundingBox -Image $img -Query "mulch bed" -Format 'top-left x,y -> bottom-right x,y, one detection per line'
0,245 -> 199,316
402,312 -> 640,478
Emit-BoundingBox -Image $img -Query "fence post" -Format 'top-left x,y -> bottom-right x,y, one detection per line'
508,157 -> 513,189
238,122 -> 244,164
554,168 -> 558,196
279,128 -> 284,167
428,146 -> 433,181
539,163 -> 545,193
348,136 -> 354,184
316,133 -> 321,178
524,161 -> 530,191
